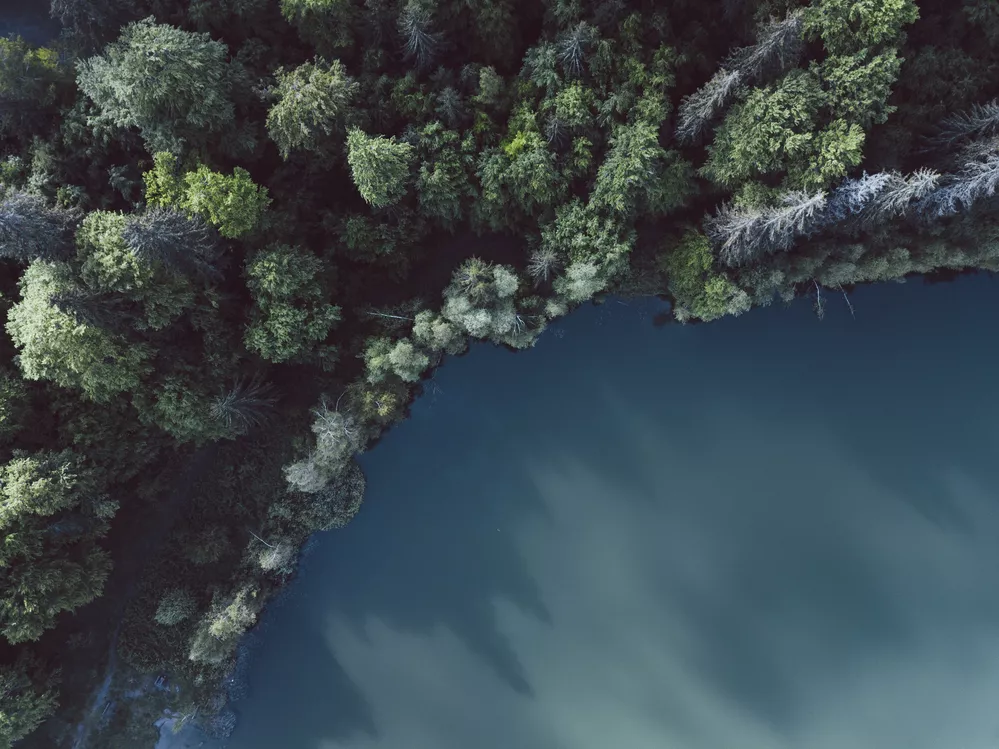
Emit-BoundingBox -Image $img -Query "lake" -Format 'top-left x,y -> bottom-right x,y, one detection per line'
0,0 -> 60,45
225,274 -> 999,749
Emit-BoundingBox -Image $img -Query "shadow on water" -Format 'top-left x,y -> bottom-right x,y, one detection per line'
229,274 -> 999,749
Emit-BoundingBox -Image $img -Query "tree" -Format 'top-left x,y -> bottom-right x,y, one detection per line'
189,587 -> 258,665
143,153 -> 270,239
0,373 -> 27,445
541,200 -> 634,302
76,17 -> 237,153
363,337 -> 430,383
154,588 -> 196,626
398,0 -> 442,68
804,0 -> 919,56
661,230 -> 750,321
122,208 -> 221,282
293,459 -> 365,531
0,37 -> 62,136
701,70 -> 825,188
589,121 -> 691,218
77,210 -> 196,330
210,378 -> 277,436
7,261 -> 152,402
818,50 -> 902,129
441,260 -> 542,347
0,190 -> 76,263
416,123 -> 475,228
0,450 -> 115,643
178,165 -> 270,240
244,244 -> 341,363
705,190 -> 828,265
267,59 -> 358,159
284,400 -> 365,493
0,657 -> 58,749
675,69 -> 743,145
411,310 -> 467,355
346,129 -> 415,208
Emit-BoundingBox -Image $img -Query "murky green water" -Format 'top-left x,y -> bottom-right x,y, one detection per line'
228,275 -> 999,749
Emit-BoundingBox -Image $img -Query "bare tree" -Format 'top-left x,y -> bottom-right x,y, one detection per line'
708,190 -> 827,265
725,10 -> 804,81
675,69 -> 742,144
527,246 -> 560,284
0,190 -> 77,263
210,377 -> 277,435
935,100 -> 999,147
122,207 -> 221,281
398,0 -> 442,69
557,21 -> 597,78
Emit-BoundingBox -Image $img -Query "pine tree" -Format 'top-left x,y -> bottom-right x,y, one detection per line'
346,129 -> 415,208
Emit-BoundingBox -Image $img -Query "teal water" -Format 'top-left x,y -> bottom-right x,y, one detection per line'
227,275 -> 999,749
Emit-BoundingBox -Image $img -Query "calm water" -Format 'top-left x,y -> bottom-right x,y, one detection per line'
226,275 -> 999,749
0,0 -> 60,45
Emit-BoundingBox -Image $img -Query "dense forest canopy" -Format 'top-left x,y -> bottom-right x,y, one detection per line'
0,0 -> 998,745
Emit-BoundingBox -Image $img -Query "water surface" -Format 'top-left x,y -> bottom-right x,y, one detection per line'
229,275 -> 999,749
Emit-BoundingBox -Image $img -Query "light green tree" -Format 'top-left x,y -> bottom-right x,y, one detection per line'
267,59 -> 358,158
244,244 -> 341,363
804,0 -> 919,55
7,261 -> 152,402
143,153 -> 270,239
76,17 -> 237,153
346,129 -> 415,208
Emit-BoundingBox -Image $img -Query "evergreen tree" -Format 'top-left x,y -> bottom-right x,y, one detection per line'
7,261 -> 152,402
266,59 -> 358,159
76,17 -> 238,153
244,244 -> 341,364
0,450 -> 115,643
346,129 -> 415,208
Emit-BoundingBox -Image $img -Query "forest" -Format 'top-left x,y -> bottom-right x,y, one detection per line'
0,0 -> 998,745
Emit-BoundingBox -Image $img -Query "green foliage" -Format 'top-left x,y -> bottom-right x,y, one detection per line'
188,586 -> 258,664
267,59 -> 358,159
590,121 -> 691,218
0,658 -> 58,749
77,211 -> 196,330
144,153 -> 270,238
0,450 -> 115,643
76,17 -> 237,153
346,129 -> 415,208
542,200 -> 635,303
804,0 -> 919,55
363,337 -> 430,383
416,123 -> 476,228
7,261 -> 152,402
154,588 -> 196,626
0,373 -> 28,444
662,231 -> 750,322
0,37 -> 63,136
818,51 -> 902,129
702,71 -> 825,188
244,244 -> 340,363
179,166 -> 270,239
290,459 -> 365,531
